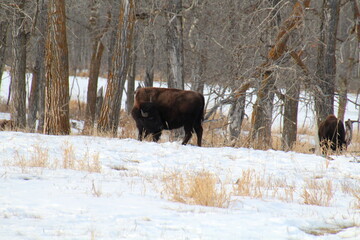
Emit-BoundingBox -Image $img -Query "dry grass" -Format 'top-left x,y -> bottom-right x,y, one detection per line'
342,182 -> 360,209
301,179 -> 334,207
69,100 -> 87,121
162,170 -> 231,208
4,143 -> 101,173
234,169 -> 295,202
0,98 -> 9,113
298,125 -> 316,136
12,146 -> 49,172
62,141 -> 101,173
301,222 -> 359,236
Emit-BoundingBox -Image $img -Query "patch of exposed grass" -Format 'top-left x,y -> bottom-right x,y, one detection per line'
162,170 -> 231,208
233,169 -> 295,202
4,142 -> 101,173
62,141 -> 101,173
301,221 -> 359,236
301,179 -> 334,207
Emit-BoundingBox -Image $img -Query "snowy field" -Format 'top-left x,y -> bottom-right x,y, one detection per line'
0,131 -> 360,239
0,72 -> 360,239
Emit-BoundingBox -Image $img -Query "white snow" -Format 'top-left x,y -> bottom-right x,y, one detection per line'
0,72 -> 360,239
0,132 -> 359,239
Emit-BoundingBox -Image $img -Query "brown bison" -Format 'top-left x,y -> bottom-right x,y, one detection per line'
318,115 -> 347,153
131,87 -> 205,146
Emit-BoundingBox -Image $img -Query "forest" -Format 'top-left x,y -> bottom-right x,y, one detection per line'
0,0 -> 360,151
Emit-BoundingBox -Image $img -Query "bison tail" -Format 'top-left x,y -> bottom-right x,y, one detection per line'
199,94 -> 205,123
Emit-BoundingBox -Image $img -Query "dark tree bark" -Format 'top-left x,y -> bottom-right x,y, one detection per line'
126,26 -> 137,114
250,71 -> 275,149
189,10 -> 206,94
250,0 -> 310,149
10,0 -> 27,129
44,0 -> 70,135
314,0 -> 340,125
166,0 -> 184,90
0,19 -> 9,87
97,0 -> 135,135
337,2 -> 357,122
227,1 -> 245,141
282,80 -> 300,151
143,28 -> 155,87
28,0 -> 47,132
83,1 -> 110,135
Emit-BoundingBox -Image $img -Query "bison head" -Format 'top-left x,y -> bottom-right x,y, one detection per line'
138,102 -> 163,133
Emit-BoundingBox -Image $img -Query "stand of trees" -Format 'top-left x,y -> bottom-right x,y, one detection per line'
0,0 -> 359,149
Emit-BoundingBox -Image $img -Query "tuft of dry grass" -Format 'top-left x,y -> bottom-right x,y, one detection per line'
162,170 -> 231,208
301,179 -> 334,207
4,143 -> 101,173
342,182 -> 360,209
234,169 -> 295,202
62,142 -> 101,173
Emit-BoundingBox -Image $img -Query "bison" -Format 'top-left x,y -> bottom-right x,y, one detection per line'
131,87 -> 205,146
318,115 -> 346,153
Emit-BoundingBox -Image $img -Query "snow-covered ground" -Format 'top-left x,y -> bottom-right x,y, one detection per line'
0,72 -> 360,239
0,131 -> 359,239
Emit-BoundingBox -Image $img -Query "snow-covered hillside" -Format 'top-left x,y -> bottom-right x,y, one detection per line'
0,131 -> 359,239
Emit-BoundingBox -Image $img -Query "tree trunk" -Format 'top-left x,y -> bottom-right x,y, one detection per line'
28,0 -> 47,132
282,80 -> 300,151
339,0 -> 360,123
126,27 -> 137,114
97,0 -> 135,135
314,0 -> 340,125
166,0 -> 184,90
250,0 -> 310,149
250,71 -> 275,149
227,1 -> 245,141
10,0 -> 27,129
143,23 -> 155,87
83,1 -> 109,135
0,19 -> 9,87
189,14 -> 206,94
228,96 -> 246,141
44,0 -> 70,135
83,41 -> 104,134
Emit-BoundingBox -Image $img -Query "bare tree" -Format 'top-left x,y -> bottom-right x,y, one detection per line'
0,18 -> 9,87
28,0 -> 47,132
338,0 -> 360,121
83,0 -> 110,135
126,25 -> 138,114
282,78 -> 300,151
250,1 -> 310,149
166,0 -> 184,90
188,4 -> 206,94
143,23 -> 155,87
44,0 -> 70,135
227,1 -> 245,141
314,0 -> 340,125
97,0 -> 135,135
10,0 -> 27,129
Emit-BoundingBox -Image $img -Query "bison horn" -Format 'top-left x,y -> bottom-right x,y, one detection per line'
141,109 -> 148,117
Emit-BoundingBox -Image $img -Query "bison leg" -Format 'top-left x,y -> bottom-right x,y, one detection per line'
152,131 -> 162,142
181,126 -> 193,145
194,124 -> 203,147
137,126 -> 144,141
